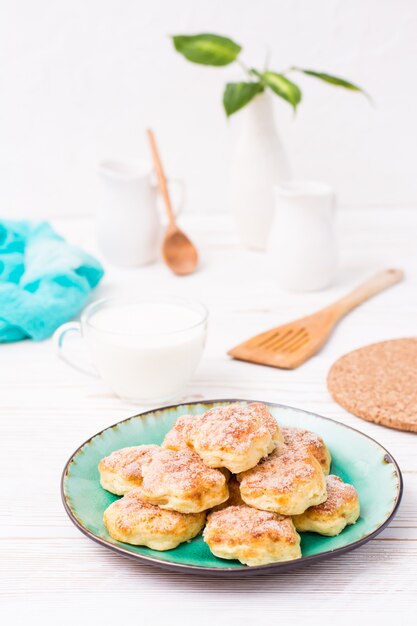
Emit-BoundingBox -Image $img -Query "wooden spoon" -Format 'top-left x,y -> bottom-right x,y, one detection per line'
228,268 -> 404,369
147,129 -> 198,275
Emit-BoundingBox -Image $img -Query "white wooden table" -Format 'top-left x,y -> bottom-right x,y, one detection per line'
1,209 -> 416,625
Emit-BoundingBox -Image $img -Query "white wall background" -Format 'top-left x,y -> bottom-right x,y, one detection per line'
1,0 -> 416,218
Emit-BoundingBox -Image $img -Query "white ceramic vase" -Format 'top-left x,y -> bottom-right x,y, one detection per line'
229,92 -> 291,249
267,181 -> 337,292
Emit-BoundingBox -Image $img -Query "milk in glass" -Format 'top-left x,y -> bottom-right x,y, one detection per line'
85,299 -> 207,402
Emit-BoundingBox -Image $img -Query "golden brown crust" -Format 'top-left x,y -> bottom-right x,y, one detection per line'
292,475 -> 360,536
98,445 -> 160,495
99,445 -> 158,478
239,445 -> 316,493
248,403 -> 283,442
311,475 -> 358,516
188,402 -> 280,452
136,448 -> 229,513
162,415 -> 196,451
103,489 -> 206,549
210,476 -> 244,512
204,505 -> 301,566
282,426 -> 331,474
238,444 -> 327,515
206,506 -> 298,545
184,402 -> 282,473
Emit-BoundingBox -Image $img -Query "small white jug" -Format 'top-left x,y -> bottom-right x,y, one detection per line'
97,158 -> 183,267
267,181 -> 337,292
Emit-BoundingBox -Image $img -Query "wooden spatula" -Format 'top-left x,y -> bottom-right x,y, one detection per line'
228,269 -> 404,369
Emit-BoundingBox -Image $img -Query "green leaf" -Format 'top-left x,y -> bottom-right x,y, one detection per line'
223,82 -> 263,116
296,68 -> 365,93
172,34 -> 241,66
255,70 -> 302,109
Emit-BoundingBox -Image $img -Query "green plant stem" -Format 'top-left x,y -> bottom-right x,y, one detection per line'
236,58 -> 254,80
250,68 -> 266,88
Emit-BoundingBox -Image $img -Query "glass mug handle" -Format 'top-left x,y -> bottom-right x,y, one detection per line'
53,322 -> 98,377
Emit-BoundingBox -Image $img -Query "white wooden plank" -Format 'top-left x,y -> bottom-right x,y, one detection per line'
1,209 -> 417,623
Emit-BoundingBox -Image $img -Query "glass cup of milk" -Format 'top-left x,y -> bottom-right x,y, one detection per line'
54,295 -> 208,404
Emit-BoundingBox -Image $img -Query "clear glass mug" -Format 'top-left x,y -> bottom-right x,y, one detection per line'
54,295 -> 208,404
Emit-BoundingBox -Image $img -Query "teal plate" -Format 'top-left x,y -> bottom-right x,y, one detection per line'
62,400 -> 402,576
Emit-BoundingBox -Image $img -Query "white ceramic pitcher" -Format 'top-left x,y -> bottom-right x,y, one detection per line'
97,158 -> 183,267
267,181 -> 337,292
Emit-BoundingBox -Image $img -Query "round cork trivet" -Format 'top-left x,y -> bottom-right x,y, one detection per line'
327,338 -> 417,433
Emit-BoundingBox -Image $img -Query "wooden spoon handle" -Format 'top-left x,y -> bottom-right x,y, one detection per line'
146,129 -> 176,226
330,269 -> 404,318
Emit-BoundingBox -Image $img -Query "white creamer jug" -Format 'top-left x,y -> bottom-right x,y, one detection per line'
268,181 -> 337,292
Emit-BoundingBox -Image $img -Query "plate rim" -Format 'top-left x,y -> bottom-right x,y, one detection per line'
61,398 -> 403,577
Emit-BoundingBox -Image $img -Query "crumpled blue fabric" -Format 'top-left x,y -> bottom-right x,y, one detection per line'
0,220 -> 104,342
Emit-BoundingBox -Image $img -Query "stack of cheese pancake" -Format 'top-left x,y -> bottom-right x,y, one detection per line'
99,403 -> 360,566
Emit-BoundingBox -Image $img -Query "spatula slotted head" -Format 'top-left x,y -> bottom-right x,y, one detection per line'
228,312 -> 335,369
228,269 -> 405,369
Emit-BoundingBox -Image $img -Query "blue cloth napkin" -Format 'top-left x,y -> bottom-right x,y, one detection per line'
0,220 -> 104,342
